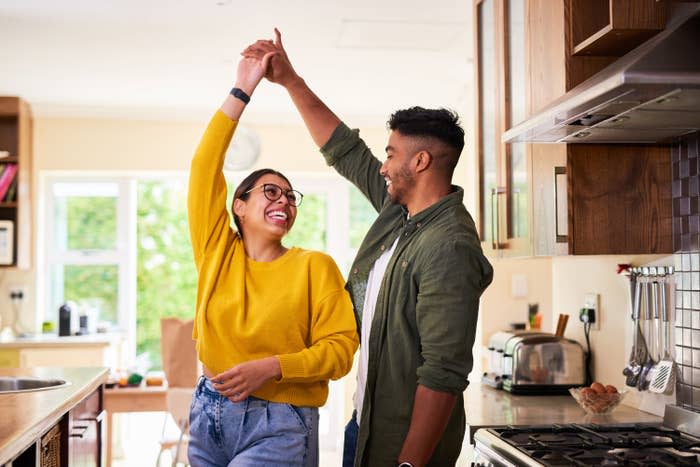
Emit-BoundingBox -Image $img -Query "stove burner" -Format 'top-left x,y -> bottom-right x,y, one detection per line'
487,424 -> 700,467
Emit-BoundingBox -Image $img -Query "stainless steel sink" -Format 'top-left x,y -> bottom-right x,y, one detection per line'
0,376 -> 70,394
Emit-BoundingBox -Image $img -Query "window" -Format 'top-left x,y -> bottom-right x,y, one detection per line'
43,178 -> 136,359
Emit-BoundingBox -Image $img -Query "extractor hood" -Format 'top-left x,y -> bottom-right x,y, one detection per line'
503,3 -> 700,144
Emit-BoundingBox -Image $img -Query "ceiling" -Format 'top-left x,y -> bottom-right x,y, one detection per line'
0,0 -> 474,125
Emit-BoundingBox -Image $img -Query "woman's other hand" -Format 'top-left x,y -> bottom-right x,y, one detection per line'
212,356 -> 282,402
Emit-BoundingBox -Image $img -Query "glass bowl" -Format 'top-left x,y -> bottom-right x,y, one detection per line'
569,387 -> 626,415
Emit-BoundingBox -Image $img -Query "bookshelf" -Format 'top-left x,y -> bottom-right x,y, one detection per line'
0,96 -> 33,268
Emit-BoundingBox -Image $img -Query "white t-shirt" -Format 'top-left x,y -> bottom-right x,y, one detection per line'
354,235 -> 400,424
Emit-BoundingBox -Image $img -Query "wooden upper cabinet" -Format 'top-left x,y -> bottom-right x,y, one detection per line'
525,0 -> 672,255
0,96 -> 33,269
474,0 -> 531,258
568,0 -> 665,56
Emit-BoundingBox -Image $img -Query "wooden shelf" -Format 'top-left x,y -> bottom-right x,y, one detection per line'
569,0 -> 665,57
0,96 -> 32,269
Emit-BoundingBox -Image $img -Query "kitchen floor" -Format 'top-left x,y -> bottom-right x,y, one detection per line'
109,413 -> 473,466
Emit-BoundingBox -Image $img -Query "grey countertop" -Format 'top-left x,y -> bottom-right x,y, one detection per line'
464,383 -> 663,443
0,366 -> 109,465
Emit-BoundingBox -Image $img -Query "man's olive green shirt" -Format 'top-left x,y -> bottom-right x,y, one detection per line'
321,123 -> 493,466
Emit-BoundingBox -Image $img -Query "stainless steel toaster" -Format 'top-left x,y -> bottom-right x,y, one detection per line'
482,330 -> 586,395
502,333 -> 586,394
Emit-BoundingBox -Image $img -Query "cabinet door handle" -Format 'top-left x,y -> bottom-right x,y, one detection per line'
554,167 -> 568,243
491,187 -> 508,249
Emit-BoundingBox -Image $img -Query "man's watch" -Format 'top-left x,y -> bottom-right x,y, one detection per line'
398,463 -> 414,467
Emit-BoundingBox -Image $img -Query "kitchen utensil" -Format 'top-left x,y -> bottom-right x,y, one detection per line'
638,275 -> 656,391
555,314 -> 569,337
623,275 -> 644,387
650,274 -> 677,394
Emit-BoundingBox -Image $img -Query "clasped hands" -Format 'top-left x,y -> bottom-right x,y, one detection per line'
212,356 -> 282,403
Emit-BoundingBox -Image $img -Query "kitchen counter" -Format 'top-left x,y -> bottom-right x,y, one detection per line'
0,366 -> 108,465
0,333 -> 122,348
464,384 -> 663,443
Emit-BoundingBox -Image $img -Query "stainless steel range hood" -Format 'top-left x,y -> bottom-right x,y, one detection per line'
503,3 -> 700,144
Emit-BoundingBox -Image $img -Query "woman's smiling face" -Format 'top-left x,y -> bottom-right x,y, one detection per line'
234,173 -> 297,239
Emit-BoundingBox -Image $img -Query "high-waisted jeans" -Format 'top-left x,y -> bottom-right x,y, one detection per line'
188,376 -> 319,467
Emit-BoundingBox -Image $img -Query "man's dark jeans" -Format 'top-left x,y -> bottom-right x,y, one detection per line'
343,410 -> 359,467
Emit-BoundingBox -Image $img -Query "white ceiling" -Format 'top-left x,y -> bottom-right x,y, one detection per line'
0,0 -> 474,125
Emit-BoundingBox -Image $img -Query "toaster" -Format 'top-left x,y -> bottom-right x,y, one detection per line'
482,330 -> 586,395
482,330 -> 548,389
502,333 -> 586,394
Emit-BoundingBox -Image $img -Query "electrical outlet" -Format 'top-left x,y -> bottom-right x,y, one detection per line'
581,292 -> 600,330
7,285 -> 27,301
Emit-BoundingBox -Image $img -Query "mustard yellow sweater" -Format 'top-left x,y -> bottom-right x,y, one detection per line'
187,111 -> 358,407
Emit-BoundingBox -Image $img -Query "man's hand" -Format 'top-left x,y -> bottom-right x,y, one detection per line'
242,28 -> 300,87
211,356 -> 282,403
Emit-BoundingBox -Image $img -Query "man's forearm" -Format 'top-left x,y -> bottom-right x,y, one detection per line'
284,77 -> 341,148
398,384 -> 457,467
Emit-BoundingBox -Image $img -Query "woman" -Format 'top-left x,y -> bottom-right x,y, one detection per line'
187,52 -> 359,467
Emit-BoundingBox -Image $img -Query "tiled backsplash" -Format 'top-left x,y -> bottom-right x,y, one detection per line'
673,130 -> 700,410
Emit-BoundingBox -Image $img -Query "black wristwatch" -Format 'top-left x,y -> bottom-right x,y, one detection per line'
398,463 -> 414,467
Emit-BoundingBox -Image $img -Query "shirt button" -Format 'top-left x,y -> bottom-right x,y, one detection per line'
353,268 -> 358,274
417,222 -> 422,228
380,245 -> 385,251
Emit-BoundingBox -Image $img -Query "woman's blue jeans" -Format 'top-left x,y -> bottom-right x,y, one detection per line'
188,376 -> 319,467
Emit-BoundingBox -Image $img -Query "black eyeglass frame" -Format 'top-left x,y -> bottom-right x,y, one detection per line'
241,183 -> 304,207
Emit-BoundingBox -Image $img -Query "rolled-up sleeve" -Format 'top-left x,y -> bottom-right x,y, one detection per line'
415,239 -> 491,393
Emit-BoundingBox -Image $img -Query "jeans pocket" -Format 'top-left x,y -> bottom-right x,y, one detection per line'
285,404 -> 315,434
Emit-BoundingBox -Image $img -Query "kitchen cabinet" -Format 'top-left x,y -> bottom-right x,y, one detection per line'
525,0 -> 673,255
0,96 -> 32,269
3,388 -> 104,467
67,387 -> 104,467
568,0 -> 665,57
474,0 -> 530,258
0,368 -> 108,467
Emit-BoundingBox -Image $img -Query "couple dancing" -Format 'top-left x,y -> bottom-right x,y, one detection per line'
187,29 -> 493,467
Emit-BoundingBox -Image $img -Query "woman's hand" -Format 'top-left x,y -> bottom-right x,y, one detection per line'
234,49 -> 277,97
211,356 -> 282,402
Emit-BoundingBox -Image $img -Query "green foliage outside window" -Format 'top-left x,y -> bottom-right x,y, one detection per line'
64,197 -> 117,250
136,180 -> 197,369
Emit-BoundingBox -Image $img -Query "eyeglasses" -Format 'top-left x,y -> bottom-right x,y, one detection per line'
242,183 -> 304,207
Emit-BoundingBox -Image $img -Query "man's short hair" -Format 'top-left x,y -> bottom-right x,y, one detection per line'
387,107 -> 465,155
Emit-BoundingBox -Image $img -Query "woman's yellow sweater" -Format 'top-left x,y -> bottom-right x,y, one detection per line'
187,111 -> 358,407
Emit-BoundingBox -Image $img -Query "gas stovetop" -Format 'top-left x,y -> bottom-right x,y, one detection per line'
474,423 -> 700,466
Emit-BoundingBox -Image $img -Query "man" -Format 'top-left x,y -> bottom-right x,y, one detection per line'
244,30 -> 493,467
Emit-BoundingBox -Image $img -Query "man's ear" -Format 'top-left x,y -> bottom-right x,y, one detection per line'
415,150 -> 432,173
233,198 -> 246,218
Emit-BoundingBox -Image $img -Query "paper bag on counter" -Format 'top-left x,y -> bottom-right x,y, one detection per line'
160,317 -> 199,388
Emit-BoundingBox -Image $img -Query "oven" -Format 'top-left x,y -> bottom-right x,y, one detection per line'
472,422 -> 700,466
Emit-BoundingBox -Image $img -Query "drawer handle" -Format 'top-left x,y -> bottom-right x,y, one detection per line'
78,409 -> 106,423
70,425 -> 90,438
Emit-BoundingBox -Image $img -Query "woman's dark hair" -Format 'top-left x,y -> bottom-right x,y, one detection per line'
232,168 -> 293,237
